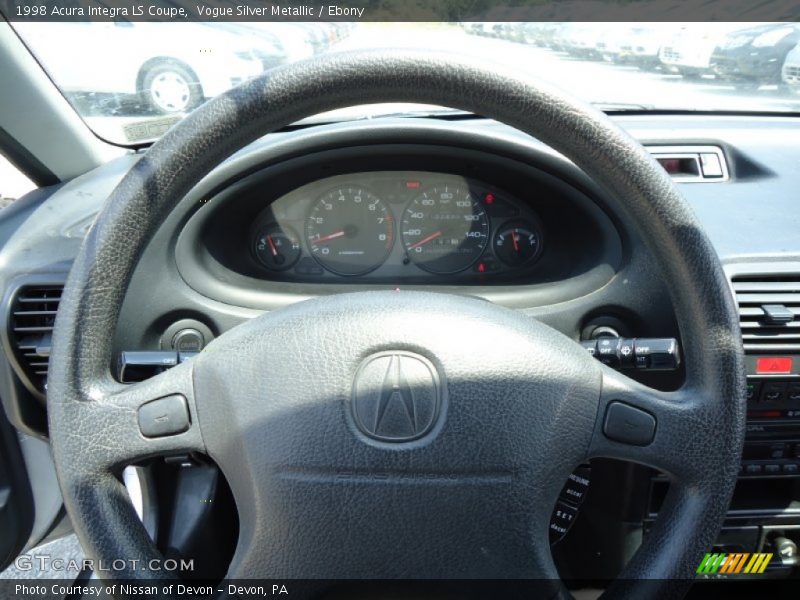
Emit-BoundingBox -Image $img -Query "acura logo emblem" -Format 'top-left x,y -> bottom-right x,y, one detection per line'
352,351 -> 441,442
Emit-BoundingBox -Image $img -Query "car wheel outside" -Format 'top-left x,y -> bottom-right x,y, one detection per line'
141,62 -> 203,115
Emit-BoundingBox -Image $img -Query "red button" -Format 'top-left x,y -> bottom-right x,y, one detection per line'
756,357 -> 793,375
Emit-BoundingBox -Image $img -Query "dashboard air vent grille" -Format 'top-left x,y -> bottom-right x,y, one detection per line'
732,275 -> 800,353
9,285 -> 63,394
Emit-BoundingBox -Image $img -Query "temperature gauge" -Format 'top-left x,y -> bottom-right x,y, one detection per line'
492,222 -> 542,267
254,224 -> 302,271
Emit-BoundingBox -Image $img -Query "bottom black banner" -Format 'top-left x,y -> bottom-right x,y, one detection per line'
1,578 -> 799,600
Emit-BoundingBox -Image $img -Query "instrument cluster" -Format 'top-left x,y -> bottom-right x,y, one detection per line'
250,172 -> 544,282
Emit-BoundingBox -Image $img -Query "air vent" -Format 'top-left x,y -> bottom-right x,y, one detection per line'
645,145 -> 729,182
732,275 -> 800,353
9,285 -> 63,394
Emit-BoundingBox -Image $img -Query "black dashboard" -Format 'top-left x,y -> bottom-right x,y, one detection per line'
2,113 -> 800,583
242,171 -> 543,281
184,150 -> 620,292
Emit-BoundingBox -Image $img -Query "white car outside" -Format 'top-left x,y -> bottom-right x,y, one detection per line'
15,22 -> 266,114
783,42 -> 800,88
659,23 -> 752,77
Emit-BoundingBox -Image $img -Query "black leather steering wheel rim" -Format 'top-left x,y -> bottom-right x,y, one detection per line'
48,50 -> 746,598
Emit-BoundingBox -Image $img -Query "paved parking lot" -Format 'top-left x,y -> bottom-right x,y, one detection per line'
78,23 -> 800,145
334,24 -> 800,113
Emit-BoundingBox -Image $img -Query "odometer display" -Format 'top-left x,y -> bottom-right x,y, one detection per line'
306,186 -> 394,276
401,184 -> 490,274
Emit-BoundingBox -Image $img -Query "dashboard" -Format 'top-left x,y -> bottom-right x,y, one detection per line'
250,172 -> 544,280
177,142 -> 622,303
2,113 -> 800,583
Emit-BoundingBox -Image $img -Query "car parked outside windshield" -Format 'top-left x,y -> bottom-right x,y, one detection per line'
11,21 -> 800,146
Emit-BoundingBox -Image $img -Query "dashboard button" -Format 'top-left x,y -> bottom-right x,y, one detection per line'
787,383 -> 800,403
783,463 -> 799,475
769,443 -> 787,459
172,328 -> 204,352
603,402 -> 656,446
746,381 -> 761,403
580,340 -> 597,356
765,464 -> 781,475
745,464 -> 763,475
760,382 -> 787,404
138,395 -> 190,438
560,466 -> 591,505
549,501 -> 578,544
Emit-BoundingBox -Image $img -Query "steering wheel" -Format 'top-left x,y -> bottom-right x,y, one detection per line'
48,50 -> 745,598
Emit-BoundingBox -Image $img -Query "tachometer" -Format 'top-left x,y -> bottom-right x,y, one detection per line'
306,186 -> 394,276
401,184 -> 489,274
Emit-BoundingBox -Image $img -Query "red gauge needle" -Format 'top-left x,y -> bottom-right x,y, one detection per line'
266,235 -> 278,257
408,230 -> 443,250
311,230 -> 346,244
511,228 -> 520,252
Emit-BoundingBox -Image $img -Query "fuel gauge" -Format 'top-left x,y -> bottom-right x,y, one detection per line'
254,224 -> 302,271
493,221 -> 542,268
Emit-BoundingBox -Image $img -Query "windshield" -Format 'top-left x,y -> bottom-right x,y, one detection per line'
11,21 -> 800,145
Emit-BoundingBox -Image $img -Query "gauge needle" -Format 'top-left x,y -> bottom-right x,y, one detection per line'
266,235 -> 279,256
408,230 -> 443,250
311,230 -> 346,244
511,229 -> 519,252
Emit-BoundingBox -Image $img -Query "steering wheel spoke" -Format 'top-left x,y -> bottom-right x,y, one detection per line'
587,366 -> 721,485
58,361 -> 205,474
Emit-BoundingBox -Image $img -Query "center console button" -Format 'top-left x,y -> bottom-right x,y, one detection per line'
787,382 -> 800,403
760,382 -> 787,404
769,443 -> 787,459
746,381 -> 761,403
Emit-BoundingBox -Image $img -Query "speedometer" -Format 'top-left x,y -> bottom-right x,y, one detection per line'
401,184 -> 490,274
306,186 -> 394,276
